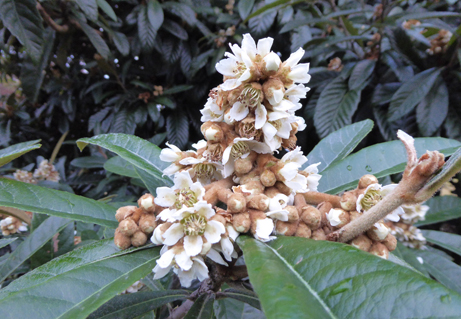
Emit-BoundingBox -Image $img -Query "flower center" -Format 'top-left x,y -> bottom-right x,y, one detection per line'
181,214 -> 207,236
233,61 -> 247,78
237,121 -> 261,140
231,141 -> 250,159
195,163 -> 216,180
360,189 -> 382,211
238,84 -> 262,109
269,120 -> 282,131
206,143 -> 224,162
174,188 -> 198,209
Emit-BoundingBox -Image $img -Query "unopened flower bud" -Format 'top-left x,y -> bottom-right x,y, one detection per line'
382,233 -> 397,251
326,208 -> 350,228
317,201 -> 333,226
368,242 -> 389,259
210,214 -> 227,225
263,52 -> 282,74
131,231 -> 148,247
300,206 -> 322,230
264,186 -> 282,198
138,194 -> 156,213
282,135 -> 297,150
366,222 -> 389,242
115,206 -> 137,222
275,181 -> 291,196
295,221 -> 311,238
249,210 -> 268,235
130,208 -> 143,223
275,220 -> 298,236
349,234 -> 372,251
114,229 -> 132,250
151,222 -> 171,245
139,214 -> 157,234
340,191 -> 357,211
233,212 -> 251,233
247,194 -> 270,211
228,193 -> 247,213
119,219 -> 138,236
235,157 -> 254,175
262,78 -> 285,105
311,228 -> 327,241
349,210 -> 362,221
242,180 -> 265,195
206,142 -> 225,162
285,206 -> 299,223
358,174 -> 379,189
201,239 -> 212,255
414,151 -> 445,177
261,169 -> 276,187
201,123 -> 224,142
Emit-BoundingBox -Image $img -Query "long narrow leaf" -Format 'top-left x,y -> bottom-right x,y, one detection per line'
0,140 -> 41,167
422,230 -> 461,256
416,196 -> 461,227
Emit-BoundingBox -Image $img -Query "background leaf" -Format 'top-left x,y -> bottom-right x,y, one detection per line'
0,238 -> 17,250
348,60 -> 375,90
416,196 -> 461,227
416,80 -> 449,136
75,0 -> 98,22
184,294 -> 215,319
238,236 -> 461,319
0,140 -> 41,167
306,120 -> 373,172
0,179 -> 118,227
96,0 -> 117,22
138,0 -> 164,50
238,0 -> 255,20
77,19 -> 110,59
166,112 -> 189,150
214,297 -> 265,319
422,230 -> 461,257
0,0 -> 44,63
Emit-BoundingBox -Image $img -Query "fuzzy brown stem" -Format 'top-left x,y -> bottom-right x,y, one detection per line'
204,177 -> 235,205
303,191 -> 341,208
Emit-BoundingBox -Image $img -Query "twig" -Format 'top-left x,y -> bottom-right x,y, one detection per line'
36,3 -> 69,33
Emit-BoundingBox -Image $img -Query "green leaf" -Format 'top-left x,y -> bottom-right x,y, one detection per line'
20,28 -> 55,103
77,133 -> 172,186
348,60 -> 375,91
77,19 -> 110,59
221,288 -> 261,310
425,146 -> 461,193
306,120 -> 373,172
392,11 -> 461,22
393,243 -> 430,277
0,216 -> 71,283
318,137 -> 461,194
388,68 -> 442,122
70,156 -> 107,168
0,247 -> 160,319
416,80 -> 448,136
113,31 -> 130,56
238,236 -> 461,319
314,77 -> 361,138
0,238 -> 17,250
162,18 -> 188,40
416,196 -> 461,227
0,0 -> 44,63
184,294 -> 215,319
416,249 -> 461,295
104,156 -> 138,178
371,83 -> 400,106
0,139 -> 41,167
138,0 -> 163,50
422,230 -> 461,257
167,112 -> 189,150
214,297 -> 265,319
96,0 -> 117,21
75,0 -> 98,21
238,0 -> 255,20
133,166 -> 163,196
162,85 -> 194,95
248,7 -> 277,36
88,290 -> 189,319
0,179 -> 118,227
244,0 -> 290,23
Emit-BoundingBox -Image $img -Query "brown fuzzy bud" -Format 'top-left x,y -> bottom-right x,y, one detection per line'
261,169 -> 276,187
368,242 -> 389,259
138,194 -> 156,213
233,212 -> 251,233
275,181 -> 291,195
414,151 -> 445,177
366,222 -> 389,242
131,231 -> 148,247
139,214 -> 157,234
326,208 -> 350,228
275,220 -> 298,236
285,206 -> 299,223
114,229 -> 132,250
201,122 -> 224,142
210,214 -> 227,226
130,208 -> 143,223
317,201 -> 333,226
349,234 -> 372,251
228,193 -> 247,213
119,219 -> 138,236
282,135 -> 297,150
115,206 -> 137,222
358,174 -> 379,189
242,180 -> 265,195
349,210 -> 362,221
249,210 -> 268,235
300,206 -> 322,230
262,78 -> 285,103
295,222 -> 312,238
311,228 -> 327,241
206,142 -> 225,162
340,191 -> 357,211
264,186 -> 282,198
235,157 -> 254,175
247,194 -> 270,211
382,233 -> 397,252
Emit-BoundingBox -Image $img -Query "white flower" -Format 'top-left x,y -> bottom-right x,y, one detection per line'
155,171 -> 205,221
175,256 -> 209,288
161,201 -> 225,257
358,184 -> 403,222
284,84 -> 310,105
278,147 -> 310,193
222,137 -> 271,177
266,193 -> 290,221
303,162 -> 322,192
326,209 -> 343,227
400,203 -> 429,224
210,225 -> 240,263
200,97 -> 224,122
263,52 -> 281,72
254,218 -> 276,242
159,142 -> 185,176
283,48 -> 311,84
228,84 -> 267,129
179,156 -> 223,185
262,111 -> 292,151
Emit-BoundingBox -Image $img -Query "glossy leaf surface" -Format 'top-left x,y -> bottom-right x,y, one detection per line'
0,140 -> 41,167
416,196 -> 461,226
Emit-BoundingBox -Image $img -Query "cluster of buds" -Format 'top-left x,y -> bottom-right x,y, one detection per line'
426,29 -> 453,55
120,281 -> 145,294
0,216 -> 28,236
327,57 -> 343,72
402,19 -> 422,30
214,26 -> 236,48
114,194 -> 157,249
14,159 -> 60,184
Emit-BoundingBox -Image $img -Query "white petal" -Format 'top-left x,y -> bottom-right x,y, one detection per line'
204,220 -> 226,244
192,257 -> 209,281
151,226 -> 165,245
179,157 -> 203,165
284,48 -> 305,67
157,249 -> 175,268
246,139 -> 271,154
166,142 -> 181,153
207,248 -> 228,265
221,78 -> 241,91
289,64 -> 311,83
255,104 -> 267,129
263,52 -> 281,72
255,218 -> 275,241
153,264 -> 172,279
190,182 -> 206,201
163,223 -> 185,246
223,158 -> 235,178
262,122 -> 278,140
155,187 -> 176,207
160,148 -> 181,162
175,249 -> 193,271
266,210 -> 289,221
257,37 -> 273,56
230,102 -> 249,121
194,201 -> 215,219
177,269 -> 194,288
163,164 -> 181,176
221,237 -> 235,261
327,209 -> 343,227
242,34 -> 257,60
279,163 -> 299,181
174,171 -> 193,190
216,58 -> 237,76
222,145 -> 232,165
184,235 -> 203,256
